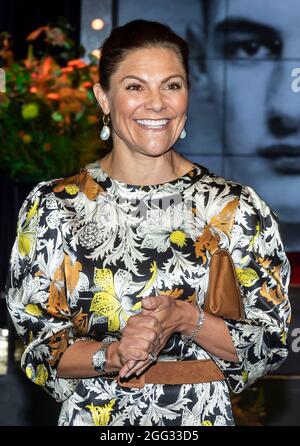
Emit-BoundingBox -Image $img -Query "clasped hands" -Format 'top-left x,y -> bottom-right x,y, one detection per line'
114,294 -> 194,379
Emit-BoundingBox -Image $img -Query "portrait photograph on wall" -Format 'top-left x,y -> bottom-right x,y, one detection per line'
0,0 -> 299,428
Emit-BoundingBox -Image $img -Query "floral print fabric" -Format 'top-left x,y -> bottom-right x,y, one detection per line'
6,161 -> 291,426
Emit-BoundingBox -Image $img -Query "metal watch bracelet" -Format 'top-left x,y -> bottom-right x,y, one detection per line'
92,341 -> 118,376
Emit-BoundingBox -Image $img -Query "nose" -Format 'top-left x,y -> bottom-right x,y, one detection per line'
144,89 -> 166,112
267,61 -> 300,137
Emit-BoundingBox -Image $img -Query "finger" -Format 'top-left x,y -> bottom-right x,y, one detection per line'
119,359 -> 137,378
124,359 -> 151,378
127,359 -> 152,378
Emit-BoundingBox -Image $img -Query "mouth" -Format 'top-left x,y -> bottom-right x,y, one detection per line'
258,144 -> 300,174
135,118 -> 170,130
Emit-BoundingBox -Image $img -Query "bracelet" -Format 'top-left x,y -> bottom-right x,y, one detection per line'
181,306 -> 205,346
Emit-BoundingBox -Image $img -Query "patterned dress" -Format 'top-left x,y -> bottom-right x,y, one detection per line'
6,160 -> 291,426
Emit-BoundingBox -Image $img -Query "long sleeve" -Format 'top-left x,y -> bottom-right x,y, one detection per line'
6,182 -> 79,402
211,185 -> 291,393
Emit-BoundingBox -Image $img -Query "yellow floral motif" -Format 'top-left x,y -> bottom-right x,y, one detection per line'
90,268 -> 129,331
26,200 -> 39,223
25,365 -> 33,380
249,222 -> 261,249
18,199 -> 39,257
136,261 -> 158,298
25,304 -> 44,316
202,420 -> 213,426
86,400 -> 116,426
280,331 -> 287,345
26,364 -> 48,386
235,268 -> 259,287
242,371 -> 248,383
169,230 -> 186,248
18,232 -> 32,257
65,184 -> 79,195
131,301 -> 142,312
35,364 -> 48,386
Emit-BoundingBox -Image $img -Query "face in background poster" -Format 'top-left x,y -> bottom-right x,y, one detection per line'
117,0 -> 300,251
202,0 -> 300,251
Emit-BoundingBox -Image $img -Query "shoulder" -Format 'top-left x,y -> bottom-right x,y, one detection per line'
22,167 -> 104,210
195,165 -> 243,198
198,166 -> 274,215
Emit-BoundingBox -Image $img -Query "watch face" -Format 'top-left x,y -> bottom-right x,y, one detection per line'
92,347 -> 107,373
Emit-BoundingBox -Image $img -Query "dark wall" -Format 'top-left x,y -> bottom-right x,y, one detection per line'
0,0 -> 81,59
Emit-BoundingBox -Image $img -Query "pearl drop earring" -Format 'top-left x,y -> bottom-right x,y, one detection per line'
100,113 -> 110,141
180,128 -> 186,139
180,115 -> 187,139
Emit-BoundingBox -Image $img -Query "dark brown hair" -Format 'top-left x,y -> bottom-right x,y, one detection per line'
99,20 -> 190,91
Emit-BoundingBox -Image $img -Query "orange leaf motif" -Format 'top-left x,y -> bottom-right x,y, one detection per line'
48,263 -> 70,319
260,282 -> 287,305
53,170 -> 104,200
194,225 -> 219,265
186,291 -> 197,304
64,255 -> 82,296
72,309 -> 89,337
48,329 -> 69,366
257,257 -> 272,270
209,198 -> 239,237
159,288 -> 184,299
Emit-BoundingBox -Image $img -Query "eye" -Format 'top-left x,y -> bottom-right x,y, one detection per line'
125,83 -> 143,91
222,37 -> 282,61
166,82 -> 182,90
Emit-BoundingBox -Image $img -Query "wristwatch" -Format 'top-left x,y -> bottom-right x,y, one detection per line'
92,341 -> 118,376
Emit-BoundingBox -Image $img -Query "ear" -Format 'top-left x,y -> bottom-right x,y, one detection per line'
93,82 -> 110,114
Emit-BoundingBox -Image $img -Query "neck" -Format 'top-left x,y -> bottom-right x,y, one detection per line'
99,146 -> 193,186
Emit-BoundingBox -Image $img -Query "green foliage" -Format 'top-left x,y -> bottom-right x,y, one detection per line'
0,24 -> 110,182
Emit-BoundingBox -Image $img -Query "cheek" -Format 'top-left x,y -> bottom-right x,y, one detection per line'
109,93 -> 142,121
169,94 -> 188,115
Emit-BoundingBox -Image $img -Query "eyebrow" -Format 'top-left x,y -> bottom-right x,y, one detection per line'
214,17 -> 281,39
120,74 -> 186,83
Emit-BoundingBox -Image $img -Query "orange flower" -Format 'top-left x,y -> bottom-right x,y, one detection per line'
82,81 -> 93,88
58,87 -> 73,98
46,93 -> 60,100
27,26 -> 49,41
68,59 -> 87,68
61,66 -> 74,73
43,143 -> 51,151
30,86 -> 38,93
87,115 -> 98,124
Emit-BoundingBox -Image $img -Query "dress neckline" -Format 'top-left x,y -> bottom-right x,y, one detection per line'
85,160 -> 207,194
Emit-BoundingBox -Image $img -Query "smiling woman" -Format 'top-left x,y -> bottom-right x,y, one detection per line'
93,46 -> 189,180
6,19 -> 291,427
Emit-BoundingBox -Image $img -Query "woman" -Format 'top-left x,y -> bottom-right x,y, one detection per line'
6,20 -> 291,426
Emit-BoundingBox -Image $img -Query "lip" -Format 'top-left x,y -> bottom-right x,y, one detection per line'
135,118 -> 171,131
258,144 -> 300,173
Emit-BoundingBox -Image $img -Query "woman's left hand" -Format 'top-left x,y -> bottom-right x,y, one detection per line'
119,294 -> 194,378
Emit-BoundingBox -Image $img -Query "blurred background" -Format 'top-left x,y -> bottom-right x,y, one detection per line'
0,0 -> 299,426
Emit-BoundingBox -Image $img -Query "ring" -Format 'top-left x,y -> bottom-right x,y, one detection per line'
148,352 -> 158,362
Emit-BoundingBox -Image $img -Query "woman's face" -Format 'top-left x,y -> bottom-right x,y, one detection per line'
95,47 -> 188,156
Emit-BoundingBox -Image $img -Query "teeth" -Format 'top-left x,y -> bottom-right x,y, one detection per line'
136,119 -> 169,127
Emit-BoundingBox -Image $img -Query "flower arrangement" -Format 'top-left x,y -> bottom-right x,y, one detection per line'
0,22 -> 110,182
